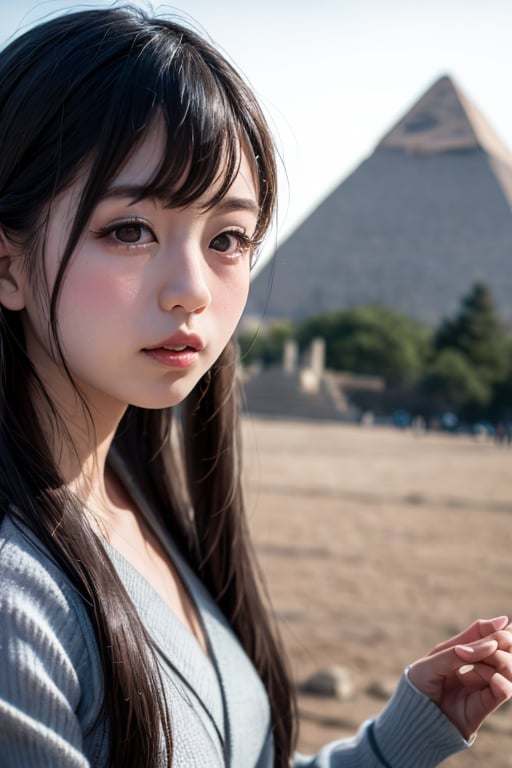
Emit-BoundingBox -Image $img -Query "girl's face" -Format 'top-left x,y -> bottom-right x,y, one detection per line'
16,121 -> 258,419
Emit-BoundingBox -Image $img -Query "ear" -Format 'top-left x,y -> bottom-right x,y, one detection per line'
0,229 -> 26,311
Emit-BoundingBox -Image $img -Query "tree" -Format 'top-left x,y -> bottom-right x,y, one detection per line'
435,283 -> 509,386
297,305 -> 431,386
421,348 -> 491,413
237,320 -> 295,367
488,339 -> 512,419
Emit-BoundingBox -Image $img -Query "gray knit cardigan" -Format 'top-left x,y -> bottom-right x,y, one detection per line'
0,466 -> 469,767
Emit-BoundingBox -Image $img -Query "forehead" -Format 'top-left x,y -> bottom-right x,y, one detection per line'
113,120 -> 166,189
110,119 -> 259,207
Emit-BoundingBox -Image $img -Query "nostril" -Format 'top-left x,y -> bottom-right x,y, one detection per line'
159,268 -> 212,314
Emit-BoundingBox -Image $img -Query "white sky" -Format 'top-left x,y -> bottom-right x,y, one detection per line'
2,0 -> 512,271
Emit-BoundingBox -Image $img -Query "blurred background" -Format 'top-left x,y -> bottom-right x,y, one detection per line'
4,3 -> 512,765
3,0 -> 512,264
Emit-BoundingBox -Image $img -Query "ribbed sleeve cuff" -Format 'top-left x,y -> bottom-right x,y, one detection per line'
372,669 -> 470,768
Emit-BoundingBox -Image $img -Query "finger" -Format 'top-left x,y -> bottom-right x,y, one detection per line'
409,638 -> 499,694
457,658 -> 509,687
456,663 -> 485,690
494,629 -> 512,652
456,650 -> 512,692
454,636 -> 512,664
463,660 -> 512,703
428,617 -> 509,656
455,663 -> 512,737
476,649 -> 512,681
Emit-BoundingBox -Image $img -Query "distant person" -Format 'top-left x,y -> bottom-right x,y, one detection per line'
495,421 -> 511,445
412,414 -> 426,434
0,7 -> 511,767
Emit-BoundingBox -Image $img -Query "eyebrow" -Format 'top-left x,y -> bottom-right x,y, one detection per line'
212,197 -> 260,217
99,185 -> 259,216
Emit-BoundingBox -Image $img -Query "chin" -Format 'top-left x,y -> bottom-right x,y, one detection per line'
128,379 -> 204,411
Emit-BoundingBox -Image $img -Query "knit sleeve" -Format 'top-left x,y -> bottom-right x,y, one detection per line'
0,522 -> 105,768
294,671 -> 469,768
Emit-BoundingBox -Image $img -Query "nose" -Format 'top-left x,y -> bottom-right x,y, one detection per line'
158,244 -> 212,315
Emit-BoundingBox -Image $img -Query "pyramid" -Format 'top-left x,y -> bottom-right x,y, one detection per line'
246,75 -> 512,326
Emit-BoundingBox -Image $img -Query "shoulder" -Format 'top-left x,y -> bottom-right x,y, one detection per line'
0,513 -> 103,727
0,513 -> 89,634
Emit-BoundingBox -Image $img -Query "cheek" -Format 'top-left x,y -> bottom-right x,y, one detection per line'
212,267 -> 250,325
63,267 -> 139,314
58,268 -> 139,349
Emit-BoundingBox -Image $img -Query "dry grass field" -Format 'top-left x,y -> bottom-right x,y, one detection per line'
242,416 -> 512,768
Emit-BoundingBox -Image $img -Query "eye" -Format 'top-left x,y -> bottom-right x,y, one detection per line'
111,221 -> 155,245
93,218 -> 156,248
209,230 -> 251,259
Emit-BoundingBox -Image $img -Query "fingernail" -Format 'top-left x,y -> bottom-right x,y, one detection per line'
456,645 -> 474,653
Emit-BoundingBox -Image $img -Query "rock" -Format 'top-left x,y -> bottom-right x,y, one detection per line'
366,678 -> 397,701
299,666 -> 354,700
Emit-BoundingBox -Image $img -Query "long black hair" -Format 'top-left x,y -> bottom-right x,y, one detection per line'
0,6 -> 295,766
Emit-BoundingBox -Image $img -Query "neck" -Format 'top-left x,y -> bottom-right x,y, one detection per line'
66,410 -> 135,539
24,339 -> 138,538
35,381 -> 127,504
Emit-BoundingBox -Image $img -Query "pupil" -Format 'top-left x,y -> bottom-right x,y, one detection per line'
213,234 -> 230,252
118,226 -> 140,243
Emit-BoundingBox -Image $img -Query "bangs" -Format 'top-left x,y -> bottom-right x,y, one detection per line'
101,44 -> 246,208
75,20 -> 270,243
0,7 -> 275,255
146,46 -> 246,210
16,8 -> 277,317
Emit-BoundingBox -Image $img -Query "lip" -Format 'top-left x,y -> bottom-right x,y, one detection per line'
144,331 -> 205,353
142,331 -> 205,369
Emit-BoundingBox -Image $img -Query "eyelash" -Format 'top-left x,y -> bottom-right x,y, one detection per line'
210,230 -> 260,259
92,218 -> 261,260
92,218 -> 154,248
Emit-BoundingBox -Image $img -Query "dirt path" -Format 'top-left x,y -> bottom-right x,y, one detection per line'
243,416 -> 512,767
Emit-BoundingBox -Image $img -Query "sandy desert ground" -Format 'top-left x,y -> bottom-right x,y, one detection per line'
242,416 -> 512,768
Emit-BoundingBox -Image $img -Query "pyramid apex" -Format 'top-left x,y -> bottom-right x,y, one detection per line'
378,75 -> 512,164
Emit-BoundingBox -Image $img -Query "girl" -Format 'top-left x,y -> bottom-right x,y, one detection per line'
0,6 -> 511,767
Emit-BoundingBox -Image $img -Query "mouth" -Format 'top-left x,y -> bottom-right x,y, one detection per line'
144,333 -> 204,354
161,344 -> 190,352
142,334 -> 204,369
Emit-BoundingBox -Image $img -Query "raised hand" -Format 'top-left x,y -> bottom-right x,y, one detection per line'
408,616 -> 512,740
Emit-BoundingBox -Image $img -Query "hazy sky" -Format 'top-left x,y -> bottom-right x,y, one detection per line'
2,0 -> 512,269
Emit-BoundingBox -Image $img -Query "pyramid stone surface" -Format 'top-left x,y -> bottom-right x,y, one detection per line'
247,76 -> 512,326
